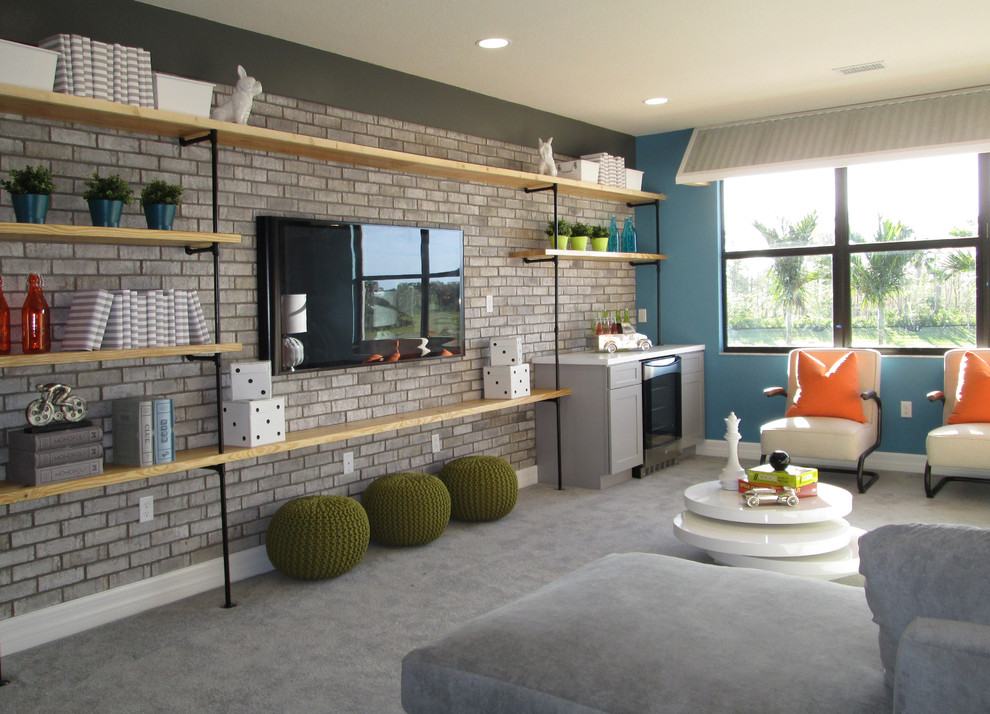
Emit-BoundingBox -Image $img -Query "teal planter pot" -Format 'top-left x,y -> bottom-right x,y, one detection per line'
87,199 -> 124,227
11,194 -> 50,223
143,203 -> 176,230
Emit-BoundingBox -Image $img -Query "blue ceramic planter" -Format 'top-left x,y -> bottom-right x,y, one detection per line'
11,193 -> 50,224
143,203 -> 176,230
87,199 -> 124,227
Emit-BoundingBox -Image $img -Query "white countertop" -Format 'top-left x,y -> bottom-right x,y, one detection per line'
532,343 -> 704,366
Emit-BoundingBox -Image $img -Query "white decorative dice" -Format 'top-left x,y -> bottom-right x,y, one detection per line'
483,365 -> 531,399
223,397 -> 285,446
230,361 -> 272,400
489,337 -> 523,366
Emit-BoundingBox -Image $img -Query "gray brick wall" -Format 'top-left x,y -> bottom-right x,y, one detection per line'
0,86 -> 636,619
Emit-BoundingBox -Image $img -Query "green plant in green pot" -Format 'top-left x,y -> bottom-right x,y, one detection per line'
545,219 -> 571,250
82,172 -> 134,227
2,164 -> 56,224
140,179 -> 183,230
570,221 -> 591,251
590,224 -> 610,251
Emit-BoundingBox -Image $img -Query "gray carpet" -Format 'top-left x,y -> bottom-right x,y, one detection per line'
3,456 -> 989,713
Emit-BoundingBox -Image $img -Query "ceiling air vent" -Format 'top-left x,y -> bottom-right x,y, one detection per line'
834,61 -> 887,76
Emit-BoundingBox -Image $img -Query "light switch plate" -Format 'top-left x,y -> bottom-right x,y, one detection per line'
343,451 -> 354,474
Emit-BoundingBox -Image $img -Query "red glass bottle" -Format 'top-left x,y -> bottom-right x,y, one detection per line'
0,276 -> 9,355
22,273 -> 51,354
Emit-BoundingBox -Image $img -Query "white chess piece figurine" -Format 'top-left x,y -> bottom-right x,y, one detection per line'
211,65 -> 262,124
719,411 -> 747,490
537,137 -> 557,177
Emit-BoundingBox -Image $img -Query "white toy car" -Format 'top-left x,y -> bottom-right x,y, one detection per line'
594,323 -> 653,353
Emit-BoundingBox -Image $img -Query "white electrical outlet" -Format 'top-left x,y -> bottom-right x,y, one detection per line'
901,401 -> 912,418
638,308 -> 647,323
486,294 -> 494,313
343,451 -> 354,474
139,496 -> 154,523
432,434 -> 441,453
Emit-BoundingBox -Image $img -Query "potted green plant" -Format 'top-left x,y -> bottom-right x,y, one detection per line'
590,224 -> 610,251
570,221 -> 591,251
2,164 -> 55,224
140,179 -> 183,230
545,219 -> 571,250
82,172 -> 134,227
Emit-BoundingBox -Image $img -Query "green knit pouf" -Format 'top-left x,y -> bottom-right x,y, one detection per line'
266,495 -> 370,580
362,472 -> 451,546
439,455 -> 518,522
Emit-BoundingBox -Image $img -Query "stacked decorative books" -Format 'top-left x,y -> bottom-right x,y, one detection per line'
62,288 -> 211,351
111,397 -> 174,467
581,153 -> 626,188
39,34 -> 154,107
7,422 -> 104,486
742,463 -> 819,497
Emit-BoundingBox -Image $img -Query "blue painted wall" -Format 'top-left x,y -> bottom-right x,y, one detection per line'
634,130 -> 944,454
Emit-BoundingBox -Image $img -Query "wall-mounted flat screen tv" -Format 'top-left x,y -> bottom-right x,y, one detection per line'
257,216 -> 464,375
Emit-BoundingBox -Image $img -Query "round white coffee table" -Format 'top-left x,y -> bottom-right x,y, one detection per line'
673,480 -> 864,579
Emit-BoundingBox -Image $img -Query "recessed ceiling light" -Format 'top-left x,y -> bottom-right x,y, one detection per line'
644,97 -> 669,106
476,38 -> 510,49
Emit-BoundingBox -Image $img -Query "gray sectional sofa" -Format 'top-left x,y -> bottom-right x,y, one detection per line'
401,524 -> 990,713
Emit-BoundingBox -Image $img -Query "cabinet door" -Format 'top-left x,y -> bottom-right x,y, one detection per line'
609,383 -> 643,473
680,351 -> 705,447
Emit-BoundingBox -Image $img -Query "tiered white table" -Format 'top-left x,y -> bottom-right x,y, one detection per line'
673,480 -> 864,580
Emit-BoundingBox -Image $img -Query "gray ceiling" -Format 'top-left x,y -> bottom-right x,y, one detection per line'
137,0 -> 990,136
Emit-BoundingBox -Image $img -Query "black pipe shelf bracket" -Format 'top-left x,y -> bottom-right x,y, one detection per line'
628,199 -> 662,345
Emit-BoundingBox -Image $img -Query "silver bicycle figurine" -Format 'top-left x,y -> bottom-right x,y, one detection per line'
26,383 -> 87,427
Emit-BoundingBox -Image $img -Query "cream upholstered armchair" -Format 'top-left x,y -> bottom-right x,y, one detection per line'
924,348 -> 990,497
761,348 -> 882,493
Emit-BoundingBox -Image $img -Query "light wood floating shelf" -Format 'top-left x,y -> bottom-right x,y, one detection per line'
0,222 -> 240,248
0,343 -> 242,368
0,387 -> 570,505
0,83 -> 665,204
510,249 -> 666,262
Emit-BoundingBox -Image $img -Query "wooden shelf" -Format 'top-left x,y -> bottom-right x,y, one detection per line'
0,343 -> 242,368
0,83 -> 665,205
0,387 -> 570,505
510,249 -> 666,262
0,222 -> 240,248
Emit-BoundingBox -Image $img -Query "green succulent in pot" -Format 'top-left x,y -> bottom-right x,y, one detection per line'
590,224 -> 610,251
2,164 -> 56,224
82,172 -> 134,228
140,179 -> 183,230
545,218 -> 571,249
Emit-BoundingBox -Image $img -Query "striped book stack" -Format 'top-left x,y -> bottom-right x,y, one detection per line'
39,34 -> 154,107
61,288 -> 211,351
580,153 -> 628,187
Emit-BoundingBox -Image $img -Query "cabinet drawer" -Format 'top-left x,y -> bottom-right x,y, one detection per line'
608,361 -> 641,389
680,350 -> 704,374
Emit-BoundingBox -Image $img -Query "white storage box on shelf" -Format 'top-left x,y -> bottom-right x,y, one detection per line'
229,360 -> 273,400
0,39 -> 58,91
625,169 -> 644,191
153,72 -> 216,117
223,397 -> 285,447
484,365 -> 531,400
557,160 -> 600,183
490,337 -> 524,366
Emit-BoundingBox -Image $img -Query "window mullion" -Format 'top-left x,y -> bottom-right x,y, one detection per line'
833,168 -> 851,347
978,154 -> 990,347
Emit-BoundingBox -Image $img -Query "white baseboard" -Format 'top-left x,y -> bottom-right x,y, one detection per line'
0,544 -> 274,656
2,466 -> 540,657
695,439 -> 928,474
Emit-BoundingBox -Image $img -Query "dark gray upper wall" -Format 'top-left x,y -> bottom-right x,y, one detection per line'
3,0 -> 636,164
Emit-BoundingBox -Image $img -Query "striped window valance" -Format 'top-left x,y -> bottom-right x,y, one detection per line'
675,86 -> 990,184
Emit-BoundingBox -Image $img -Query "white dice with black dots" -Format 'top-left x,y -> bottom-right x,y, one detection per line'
229,361 -> 272,400
223,397 -> 285,447
489,337 -> 523,366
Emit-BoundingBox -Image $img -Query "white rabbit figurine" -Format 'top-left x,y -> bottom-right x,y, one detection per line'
537,137 -> 557,176
211,65 -> 262,124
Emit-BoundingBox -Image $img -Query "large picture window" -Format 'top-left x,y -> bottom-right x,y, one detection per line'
722,153 -> 988,352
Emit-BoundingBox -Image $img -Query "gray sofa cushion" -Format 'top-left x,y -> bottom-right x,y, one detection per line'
859,524 -> 990,688
402,552 -> 888,713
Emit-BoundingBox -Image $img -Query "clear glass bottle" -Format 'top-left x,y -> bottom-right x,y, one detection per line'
22,273 -> 51,354
611,309 -> 621,333
0,276 -> 9,355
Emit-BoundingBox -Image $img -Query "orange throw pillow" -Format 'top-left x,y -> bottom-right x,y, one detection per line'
786,351 -> 866,423
947,351 -> 990,424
